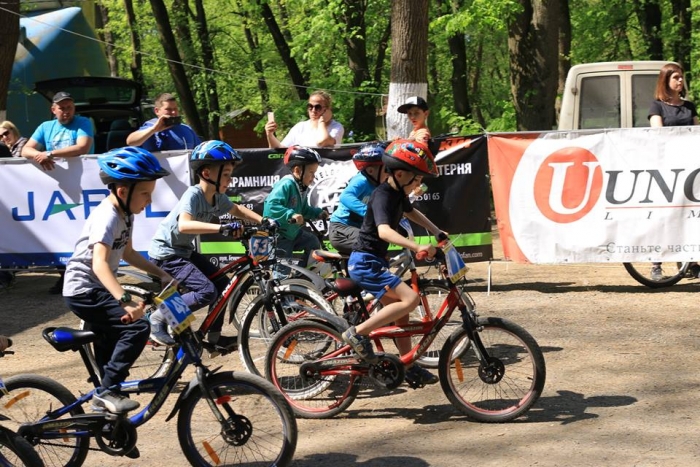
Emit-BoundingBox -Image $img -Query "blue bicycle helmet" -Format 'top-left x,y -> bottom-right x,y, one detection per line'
352,142 -> 387,171
190,140 -> 242,174
98,147 -> 170,185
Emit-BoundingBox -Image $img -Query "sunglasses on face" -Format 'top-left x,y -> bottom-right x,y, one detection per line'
307,104 -> 325,112
0,131 -> 8,138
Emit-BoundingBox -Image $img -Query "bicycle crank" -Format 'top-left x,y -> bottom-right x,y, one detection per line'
368,353 -> 404,390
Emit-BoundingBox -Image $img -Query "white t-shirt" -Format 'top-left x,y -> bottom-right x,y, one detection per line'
281,119 -> 344,147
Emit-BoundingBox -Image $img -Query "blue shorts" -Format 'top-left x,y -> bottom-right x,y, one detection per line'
348,251 -> 402,300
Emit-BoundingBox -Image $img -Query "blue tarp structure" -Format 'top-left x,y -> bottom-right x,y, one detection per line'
8,7 -> 109,136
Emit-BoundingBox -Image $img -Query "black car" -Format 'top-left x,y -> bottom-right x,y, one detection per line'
34,76 -> 154,154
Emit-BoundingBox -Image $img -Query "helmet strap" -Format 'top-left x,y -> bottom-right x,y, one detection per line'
198,166 -> 226,193
110,184 -> 134,230
292,166 -> 308,190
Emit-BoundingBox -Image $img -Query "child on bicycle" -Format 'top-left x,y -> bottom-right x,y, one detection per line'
63,147 -> 173,414
329,142 -> 388,254
343,139 -> 445,387
263,146 -> 328,267
148,140 -> 265,347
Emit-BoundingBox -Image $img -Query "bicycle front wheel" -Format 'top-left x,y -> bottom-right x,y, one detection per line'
623,262 -> 689,288
265,321 -> 361,419
177,371 -> 297,467
0,374 -> 89,467
0,425 -> 44,467
439,317 -> 546,423
238,284 -> 337,377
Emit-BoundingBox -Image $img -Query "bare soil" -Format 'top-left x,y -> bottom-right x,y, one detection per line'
2,233 -> 700,466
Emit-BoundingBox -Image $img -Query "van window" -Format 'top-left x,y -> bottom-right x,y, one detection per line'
632,74 -> 657,128
579,75 -> 620,129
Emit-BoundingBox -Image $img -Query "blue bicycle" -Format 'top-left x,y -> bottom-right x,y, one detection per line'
0,289 -> 297,467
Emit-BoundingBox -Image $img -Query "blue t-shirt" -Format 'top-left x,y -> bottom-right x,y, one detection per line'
30,116 -> 94,154
138,118 -> 201,152
330,172 -> 376,228
149,185 -> 234,260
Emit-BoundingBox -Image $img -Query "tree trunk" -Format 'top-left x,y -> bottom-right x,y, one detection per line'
123,0 -> 145,89
632,0 -> 662,60
435,0 -> 471,118
671,0 -> 691,85
387,0 -> 429,139
148,0 -> 204,137
240,8 -> 270,112
556,0 -> 571,125
96,3 -> 118,76
0,0 -> 20,118
257,0 -> 308,100
342,0 -> 376,139
508,0 -> 560,131
194,0 -> 219,139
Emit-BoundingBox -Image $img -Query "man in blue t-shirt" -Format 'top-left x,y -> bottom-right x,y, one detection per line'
126,92 -> 201,152
21,91 -> 95,171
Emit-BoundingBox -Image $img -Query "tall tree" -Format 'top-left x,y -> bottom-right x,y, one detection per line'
0,0 -> 20,119
435,0 -> 471,119
387,0 -> 429,139
670,0 -> 691,81
508,0 -> 560,131
556,0 -> 571,123
122,0 -> 145,89
96,3 -> 119,76
194,0 -> 220,138
148,0 -> 204,137
632,0 -> 662,59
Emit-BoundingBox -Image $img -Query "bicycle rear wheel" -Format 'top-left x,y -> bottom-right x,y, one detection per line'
224,272 -> 260,331
623,262 -> 689,288
238,283 -> 337,377
265,321 -> 361,419
0,374 -> 89,467
439,317 -> 546,423
0,425 -> 44,467
177,371 -> 297,467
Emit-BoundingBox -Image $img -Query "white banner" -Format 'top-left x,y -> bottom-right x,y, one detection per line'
488,126 -> 700,263
0,152 -> 190,267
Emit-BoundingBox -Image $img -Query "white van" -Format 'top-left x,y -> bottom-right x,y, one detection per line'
557,61 -> 680,131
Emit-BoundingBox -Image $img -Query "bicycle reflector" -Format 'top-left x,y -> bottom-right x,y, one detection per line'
249,232 -> 274,262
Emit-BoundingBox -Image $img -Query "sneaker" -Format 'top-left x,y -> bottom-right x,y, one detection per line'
342,326 -> 378,364
650,265 -> 663,281
404,365 -> 439,388
92,388 -> 140,413
48,272 -> 64,295
149,320 -> 176,347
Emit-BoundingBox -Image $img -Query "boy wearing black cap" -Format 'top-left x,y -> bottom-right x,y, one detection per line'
397,96 -> 431,144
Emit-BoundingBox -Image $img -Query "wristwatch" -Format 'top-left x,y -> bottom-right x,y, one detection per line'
45,151 -> 54,160
119,292 -> 132,304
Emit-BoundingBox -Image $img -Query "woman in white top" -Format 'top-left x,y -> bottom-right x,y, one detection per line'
265,90 -> 344,148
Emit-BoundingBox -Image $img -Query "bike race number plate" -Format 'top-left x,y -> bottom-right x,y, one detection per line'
444,241 -> 468,283
154,286 -> 196,335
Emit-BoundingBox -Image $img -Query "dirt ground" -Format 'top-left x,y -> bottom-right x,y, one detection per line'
2,234 -> 700,467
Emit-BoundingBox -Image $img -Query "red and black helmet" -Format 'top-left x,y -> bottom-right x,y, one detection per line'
284,146 -> 322,168
383,139 -> 438,177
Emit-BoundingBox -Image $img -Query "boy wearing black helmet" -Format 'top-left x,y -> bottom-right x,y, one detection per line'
149,141 -> 264,348
263,145 -> 329,267
63,147 -> 173,415
343,139 -> 446,388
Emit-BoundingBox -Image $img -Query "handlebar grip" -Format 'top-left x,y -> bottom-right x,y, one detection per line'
289,218 -> 297,224
437,232 -> 448,242
416,250 -> 429,261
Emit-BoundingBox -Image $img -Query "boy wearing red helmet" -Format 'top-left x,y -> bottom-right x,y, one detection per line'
343,139 -> 446,387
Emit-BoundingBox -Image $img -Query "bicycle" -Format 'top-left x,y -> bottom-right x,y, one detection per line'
0,342 -> 45,467
85,224 -> 334,383
263,242 -> 546,422
0,286 -> 297,467
623,261 -> 695,288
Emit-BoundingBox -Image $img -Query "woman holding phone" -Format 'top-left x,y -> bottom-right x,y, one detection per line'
265,90 -> 344,148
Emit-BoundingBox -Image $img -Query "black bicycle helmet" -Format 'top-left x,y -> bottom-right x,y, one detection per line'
284,146 -> 322,168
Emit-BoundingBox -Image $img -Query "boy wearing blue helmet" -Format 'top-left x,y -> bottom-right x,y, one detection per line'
329,142 -> 388,254
149,140 -> 264,348
63,147 -> 173,415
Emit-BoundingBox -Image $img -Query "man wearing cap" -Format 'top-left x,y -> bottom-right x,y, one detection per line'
22,91 -> 95,171
397,96 -> 431,144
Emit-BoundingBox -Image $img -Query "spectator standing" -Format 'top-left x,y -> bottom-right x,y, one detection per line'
21,91 -> 95,294
21,91 -> 94,171
126,93 -> 201,152
265,91 -> 344,148
0,121 -> 28,157
397,96 -> 431,145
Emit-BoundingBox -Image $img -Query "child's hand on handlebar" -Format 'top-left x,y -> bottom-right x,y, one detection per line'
121,301 -> 146,324
415,244 -> 436,260
219,221 -> 243,238
290,214 -> 304,225
319,210 -> 329,221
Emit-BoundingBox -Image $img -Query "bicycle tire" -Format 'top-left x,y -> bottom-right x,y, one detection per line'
0,425 -> 44,467
410,279 -> 473,369
0,374 -> 89,467
438,317 -> 546,423
81,285 -> 177,383
238,283 -> 337,377
265,321 -> 361,419
176,371 -> 297,467
623,262 -> 688,288
224,272 -> 260,331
